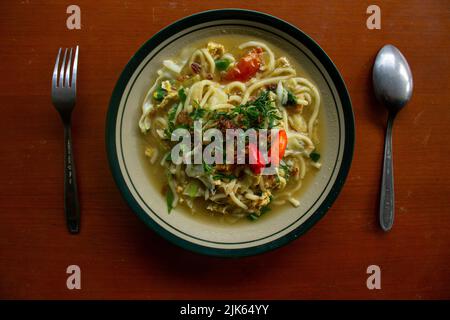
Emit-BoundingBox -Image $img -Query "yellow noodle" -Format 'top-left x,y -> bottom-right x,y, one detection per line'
241,76 -> 291,104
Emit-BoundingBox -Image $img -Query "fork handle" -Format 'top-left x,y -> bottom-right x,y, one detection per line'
64,124 -> 80,234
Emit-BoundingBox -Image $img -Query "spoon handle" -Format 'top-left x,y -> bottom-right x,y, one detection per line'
380,112 -> 396,231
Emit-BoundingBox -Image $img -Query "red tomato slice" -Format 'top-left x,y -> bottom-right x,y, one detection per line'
248,130 -> 288,174
270,129 -> 288,166
224,48 -> 263,82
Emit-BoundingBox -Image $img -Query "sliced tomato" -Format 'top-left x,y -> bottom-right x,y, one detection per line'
248,143 -> 265,174
270,129 -> 288,166
248,129 -> 288,174
224,47 -> 263,82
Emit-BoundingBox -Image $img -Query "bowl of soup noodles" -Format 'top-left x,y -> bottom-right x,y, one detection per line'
106,9 -> 354,257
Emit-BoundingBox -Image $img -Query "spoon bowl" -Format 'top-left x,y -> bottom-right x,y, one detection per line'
373,44 -> 413,113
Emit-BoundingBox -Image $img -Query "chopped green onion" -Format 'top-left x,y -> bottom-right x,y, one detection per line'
215,58 -> 231,71
248,213 -> 259,221
166,187 -> 174,213
178,88 -> 187,103
164,104 -> 179,138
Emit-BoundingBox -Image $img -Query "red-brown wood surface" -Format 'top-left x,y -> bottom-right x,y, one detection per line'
1,1 -> 449,299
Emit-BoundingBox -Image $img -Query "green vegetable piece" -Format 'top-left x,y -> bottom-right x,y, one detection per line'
183,182 -> 200,198
248,213 -> 259,221
284,90 -> 297,106
153,86 -> 166,102
310,151 -> 321,162
164,104 -> 179,138
166,187 -> 174,213
213,173 -> 236,180
215,58 -> 231,71
260,205 -> 271,215
203,162 -> 213,174
168,104 -> 177,122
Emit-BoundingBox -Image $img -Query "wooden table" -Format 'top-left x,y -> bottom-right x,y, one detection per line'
1,1 -> 449,299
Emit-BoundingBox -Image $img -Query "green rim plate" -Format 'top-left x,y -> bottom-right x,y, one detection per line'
106,9 -> 355,257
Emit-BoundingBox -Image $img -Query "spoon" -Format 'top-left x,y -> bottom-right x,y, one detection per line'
372,44 -> 413,231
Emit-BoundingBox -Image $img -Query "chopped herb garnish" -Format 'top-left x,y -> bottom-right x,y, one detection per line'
212,110 -> 233,120
248,213 -> 259,221
213,173 -> 236,180
190,107 -> 206,120
230,91 -> 282,129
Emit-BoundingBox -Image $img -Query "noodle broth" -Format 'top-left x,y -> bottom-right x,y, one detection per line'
139,34 -> 324,225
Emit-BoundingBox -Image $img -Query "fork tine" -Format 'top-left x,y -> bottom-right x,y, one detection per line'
71,46 -> 79,89
52,48 -> 62,88
59,48 -> 68,88
64,48 -> 73,87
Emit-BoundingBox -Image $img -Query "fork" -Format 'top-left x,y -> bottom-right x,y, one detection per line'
51,46 -> 80,234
